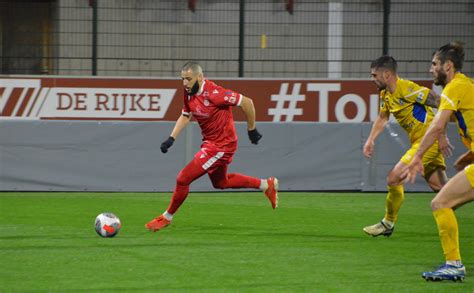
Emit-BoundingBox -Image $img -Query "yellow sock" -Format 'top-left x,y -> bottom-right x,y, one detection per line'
433,208 -> 461,261
384,185 -> 404,223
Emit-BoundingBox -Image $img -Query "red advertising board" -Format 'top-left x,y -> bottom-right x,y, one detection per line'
0,77 -> 435,122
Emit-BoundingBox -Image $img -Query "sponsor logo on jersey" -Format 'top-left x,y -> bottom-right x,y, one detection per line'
224,96 -> 237,104
193,105 -> 210,118
416,92 -> 424,103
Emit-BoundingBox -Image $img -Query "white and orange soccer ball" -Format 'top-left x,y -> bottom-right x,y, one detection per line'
95,212 -> 121,237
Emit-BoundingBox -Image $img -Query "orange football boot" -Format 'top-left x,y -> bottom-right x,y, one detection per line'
264,177 -> 279,209
145,215 -> 171,232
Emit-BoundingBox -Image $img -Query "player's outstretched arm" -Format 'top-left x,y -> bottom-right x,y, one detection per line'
438,132 -> 454,158
406,109 -> 452,183
160,114 -> 191,153
423,90 -> 441,108
363,111 -> 389,158
239,96 -> 262,144
415,109 -> 452,160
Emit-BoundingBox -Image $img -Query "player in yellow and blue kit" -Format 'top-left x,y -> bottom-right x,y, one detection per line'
363,56 -> 451,237
407,42 -> 473,282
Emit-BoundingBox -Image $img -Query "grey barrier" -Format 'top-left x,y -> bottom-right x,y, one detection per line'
0,120 -> 463,192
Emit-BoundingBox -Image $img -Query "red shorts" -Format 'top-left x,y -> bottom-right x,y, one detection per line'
195,145 -> 234,174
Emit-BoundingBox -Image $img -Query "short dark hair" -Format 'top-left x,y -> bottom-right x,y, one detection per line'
434,41 -> 465,71
370,55 -> 397,73
182,62 -> 203,74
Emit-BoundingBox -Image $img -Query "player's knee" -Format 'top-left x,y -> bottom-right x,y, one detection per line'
430,198 -> 443,211
386,174 -> 401,186
211,180 -> 227,189
431,196 -> 451,211
428,183 -> 442,192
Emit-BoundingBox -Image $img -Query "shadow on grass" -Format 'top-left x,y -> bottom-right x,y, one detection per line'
177,224 -> 439,240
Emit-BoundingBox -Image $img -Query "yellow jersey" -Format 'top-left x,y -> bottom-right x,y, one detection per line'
380,78 -> 435,142
438,72 -> 474,151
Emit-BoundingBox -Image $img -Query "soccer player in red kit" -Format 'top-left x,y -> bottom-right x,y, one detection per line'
145,62 -> 279,232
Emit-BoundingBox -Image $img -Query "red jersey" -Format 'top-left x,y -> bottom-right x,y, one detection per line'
182,79 -> 243,152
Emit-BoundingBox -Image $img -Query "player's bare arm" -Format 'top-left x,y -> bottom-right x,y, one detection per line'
406,109 -> 453,182
424,89 -> 453,156
363,110 -> 389,158
170,114 -> 192,139
239,95 -> 262,144
160,114 -> 191,153
438,132 -> 454,158
424,90 -> 441,108
415,109 -> 452,159
239,96 -> 256,130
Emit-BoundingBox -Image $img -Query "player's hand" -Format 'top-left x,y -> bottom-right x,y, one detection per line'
438,134 -> 454,158
248,128 -> 262,145
404,156 -> 424,184
363,140 -> 374,158
160,136 -> 175,153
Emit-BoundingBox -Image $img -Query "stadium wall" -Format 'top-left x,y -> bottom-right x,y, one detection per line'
0,120 -> 463,192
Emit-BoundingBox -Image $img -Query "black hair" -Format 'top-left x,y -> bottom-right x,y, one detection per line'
370,55 -> 397,73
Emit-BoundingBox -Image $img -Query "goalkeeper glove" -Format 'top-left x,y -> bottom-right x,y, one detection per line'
248,128 -> 262,145
160,136 -> 175,153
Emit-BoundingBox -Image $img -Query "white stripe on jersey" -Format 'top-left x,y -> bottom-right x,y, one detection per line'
403,88 -> 426,98
441,93 -> 455,107
236,94 -> 243,106
202,152 -> 224,170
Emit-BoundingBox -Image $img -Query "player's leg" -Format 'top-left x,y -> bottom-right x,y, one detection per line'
425,168 -> 448,192
208,163 -> 279,209
422,166 -> 474,281
145,158 -> 206,232
208,164 -> 260,189
364,143 -> 447,237
167,158 -> 207,214
422,141 -> 448,192
384,160 -> 408,223
363,159 -> 407,237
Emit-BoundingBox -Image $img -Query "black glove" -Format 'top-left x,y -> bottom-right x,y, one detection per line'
248,128 -> 262,145
160,136 -> 175,153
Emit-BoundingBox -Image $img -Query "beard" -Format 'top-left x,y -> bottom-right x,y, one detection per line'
374,81 -> 386,91
433,70 -> 447,86
187,81 -> 200,95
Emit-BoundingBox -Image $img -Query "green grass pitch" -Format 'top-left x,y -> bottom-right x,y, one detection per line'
1,192 -> 473,292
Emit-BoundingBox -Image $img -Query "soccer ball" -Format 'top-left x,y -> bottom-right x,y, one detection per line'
95,212 -> 121,237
